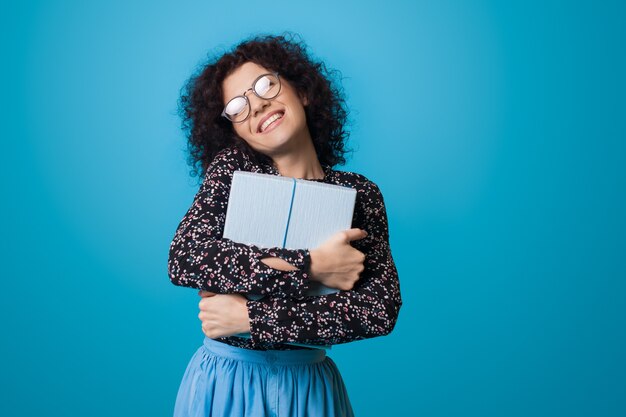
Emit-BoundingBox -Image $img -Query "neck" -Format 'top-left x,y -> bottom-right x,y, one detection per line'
270,133 -> 325,180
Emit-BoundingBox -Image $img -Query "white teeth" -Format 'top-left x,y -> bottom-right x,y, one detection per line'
260,112 -> 283,132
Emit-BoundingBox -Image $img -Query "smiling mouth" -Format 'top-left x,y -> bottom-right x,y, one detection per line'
258,111 -> 285,133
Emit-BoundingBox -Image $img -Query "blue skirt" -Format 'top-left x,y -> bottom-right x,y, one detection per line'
173,337 -> 354,417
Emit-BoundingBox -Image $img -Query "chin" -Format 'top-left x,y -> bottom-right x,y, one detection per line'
243,137 -> 281,154
258,129 -> 292,145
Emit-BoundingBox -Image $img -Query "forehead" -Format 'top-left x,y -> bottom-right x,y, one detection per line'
222,62 -> 271,102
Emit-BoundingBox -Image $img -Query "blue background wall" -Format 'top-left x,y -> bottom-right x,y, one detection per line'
2,0 -> 625,416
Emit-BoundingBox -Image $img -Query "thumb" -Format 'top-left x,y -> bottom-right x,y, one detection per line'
343,228 -> 368,242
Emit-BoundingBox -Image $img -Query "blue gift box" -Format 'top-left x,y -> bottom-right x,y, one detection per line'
223,170 -> 357,349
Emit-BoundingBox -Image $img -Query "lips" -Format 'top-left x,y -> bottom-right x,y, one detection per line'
257,110 -> 285,133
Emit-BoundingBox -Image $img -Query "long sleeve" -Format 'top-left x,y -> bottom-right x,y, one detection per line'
167,148 -> 314,298
245,180 -> 402,347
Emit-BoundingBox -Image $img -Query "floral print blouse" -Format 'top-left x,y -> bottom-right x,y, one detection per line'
168,145 -> 402,350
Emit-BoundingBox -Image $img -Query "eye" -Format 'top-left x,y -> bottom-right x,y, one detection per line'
224,96 -> 247,116
255,76 -> 272,96
254,74 -> 280,98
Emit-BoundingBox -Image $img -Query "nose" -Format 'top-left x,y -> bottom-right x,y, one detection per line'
246,90 -> 271,117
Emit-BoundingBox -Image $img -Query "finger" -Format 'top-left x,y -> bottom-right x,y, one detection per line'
198,290 -> 217,297
199,298 -> 210,310
344,228 -> 368,242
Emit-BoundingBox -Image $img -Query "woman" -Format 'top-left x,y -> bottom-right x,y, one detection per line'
168,33 -> 402,417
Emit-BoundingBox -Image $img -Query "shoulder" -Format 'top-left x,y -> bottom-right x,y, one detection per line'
207,146 -> 245,173
331,169 -> 384,201
198,147 -> 247,194
207,145 -> 269,176
202,145 -> 270,193
204,145 -> 260,180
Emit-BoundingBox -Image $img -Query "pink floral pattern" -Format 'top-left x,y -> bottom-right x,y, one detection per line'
168,146 -> 402,350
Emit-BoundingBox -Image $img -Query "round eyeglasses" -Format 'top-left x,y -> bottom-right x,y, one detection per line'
221,72 -> 282,123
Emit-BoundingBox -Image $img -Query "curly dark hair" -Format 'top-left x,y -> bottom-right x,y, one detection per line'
178,32 -> 354,179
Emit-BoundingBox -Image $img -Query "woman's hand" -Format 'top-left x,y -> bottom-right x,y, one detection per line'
197,291 -> 251,338
308,228 -> 368,291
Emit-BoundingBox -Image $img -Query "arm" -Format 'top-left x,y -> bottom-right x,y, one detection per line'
167,148 -> 313,298
245,182 -> 403,347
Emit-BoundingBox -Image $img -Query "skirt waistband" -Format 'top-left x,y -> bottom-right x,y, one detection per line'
202,337 -> 326,366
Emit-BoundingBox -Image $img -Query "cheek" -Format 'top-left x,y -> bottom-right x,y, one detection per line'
290,105 -> 307,126
233,123 -> 252,138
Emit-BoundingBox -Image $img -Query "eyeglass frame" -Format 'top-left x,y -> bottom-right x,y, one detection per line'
220,71 -> 282,123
